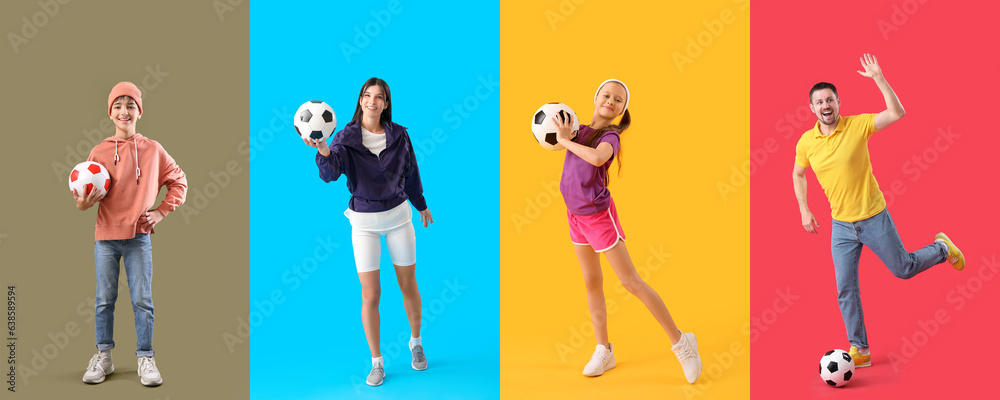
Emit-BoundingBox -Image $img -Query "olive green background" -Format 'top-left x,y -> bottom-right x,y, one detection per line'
0,1 -> 249,399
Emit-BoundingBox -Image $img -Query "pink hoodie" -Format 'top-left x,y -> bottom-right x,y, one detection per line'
87,133 -> 187,241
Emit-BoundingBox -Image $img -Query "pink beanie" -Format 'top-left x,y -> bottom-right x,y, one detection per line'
108,81 -> 143,116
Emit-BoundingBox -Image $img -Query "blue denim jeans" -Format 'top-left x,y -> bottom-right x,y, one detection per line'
831,208 -> 948,348
94,233 -> 155,357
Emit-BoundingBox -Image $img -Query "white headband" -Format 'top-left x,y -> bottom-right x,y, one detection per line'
594,79 -> 630,116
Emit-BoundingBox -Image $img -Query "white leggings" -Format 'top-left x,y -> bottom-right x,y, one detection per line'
351,222 -> 416,273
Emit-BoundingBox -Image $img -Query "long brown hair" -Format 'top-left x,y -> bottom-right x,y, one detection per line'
350,77 -> 392,125
583,109 -> 631,187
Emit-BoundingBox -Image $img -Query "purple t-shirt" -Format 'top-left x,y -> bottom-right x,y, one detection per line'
560,124 -> 621,216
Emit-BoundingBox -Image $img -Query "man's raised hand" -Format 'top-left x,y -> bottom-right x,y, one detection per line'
857,53 -> 883,79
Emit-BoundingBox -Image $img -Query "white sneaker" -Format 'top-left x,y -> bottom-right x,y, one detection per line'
137,356 -> 163,386
671,332 -> 702,384
366,365 -> 384,386
582,344 -> 616,376
82,352 -> 114,383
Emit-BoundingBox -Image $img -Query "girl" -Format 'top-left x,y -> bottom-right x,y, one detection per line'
305,77 -> 433,387
552,79 -> 702,383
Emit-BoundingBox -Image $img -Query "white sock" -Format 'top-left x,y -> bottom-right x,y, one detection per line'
858,347 -> 869,355
372,356 -> 383,367
936,240 -> 949,253
671,330 -> 684,347
99,350 -> 111,359
409,336 -> 421,350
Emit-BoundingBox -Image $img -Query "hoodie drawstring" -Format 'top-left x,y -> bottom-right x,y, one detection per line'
133,139 -> 141,185
112,137 -> 140,184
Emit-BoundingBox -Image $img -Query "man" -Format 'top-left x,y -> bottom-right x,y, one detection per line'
791,54 -> 964,367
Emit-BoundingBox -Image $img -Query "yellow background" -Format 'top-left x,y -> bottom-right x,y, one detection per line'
500,1 -> 750,398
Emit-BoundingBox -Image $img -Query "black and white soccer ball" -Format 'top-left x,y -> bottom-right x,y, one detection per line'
819,349 -> 855,387
294,100 -> 337,141
531,103 -> 579,151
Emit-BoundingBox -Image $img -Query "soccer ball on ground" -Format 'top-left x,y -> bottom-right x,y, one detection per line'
819,349 -> 855,387
294,100 -> 337,141
531,103 -> 579,151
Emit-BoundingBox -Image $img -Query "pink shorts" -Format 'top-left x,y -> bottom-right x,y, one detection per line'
567,199 -> 625,252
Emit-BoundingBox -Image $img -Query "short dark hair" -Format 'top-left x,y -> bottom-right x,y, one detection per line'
112,95 -> 136,104
809,82 -> 838,102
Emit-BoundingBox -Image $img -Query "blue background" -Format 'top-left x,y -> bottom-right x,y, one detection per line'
249,1 -> 499,399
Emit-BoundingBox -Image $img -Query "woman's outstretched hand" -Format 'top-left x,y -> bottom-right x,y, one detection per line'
304,137 -> 331,157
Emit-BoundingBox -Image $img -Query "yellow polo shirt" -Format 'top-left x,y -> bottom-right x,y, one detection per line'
795,113 -> 886,222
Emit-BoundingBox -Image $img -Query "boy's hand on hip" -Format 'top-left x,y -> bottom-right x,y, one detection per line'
141,210 -> 165,228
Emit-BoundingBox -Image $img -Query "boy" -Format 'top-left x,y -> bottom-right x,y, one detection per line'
71,81 -> 187,386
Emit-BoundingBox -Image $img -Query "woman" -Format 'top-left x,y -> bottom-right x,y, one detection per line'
305,77 -> 433,387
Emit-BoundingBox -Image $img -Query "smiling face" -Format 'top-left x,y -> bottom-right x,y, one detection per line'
810,89 -> 840,126
110,95 -> 140,131
593,81 -> 627,120
359,84 -> 387,120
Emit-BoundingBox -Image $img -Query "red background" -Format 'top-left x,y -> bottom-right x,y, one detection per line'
751,1 -> 1000,399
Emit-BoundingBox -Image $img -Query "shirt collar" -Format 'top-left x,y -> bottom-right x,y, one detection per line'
810,115 -> 846,138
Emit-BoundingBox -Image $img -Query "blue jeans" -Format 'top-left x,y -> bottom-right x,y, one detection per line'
831,209 -> 947,349
94,233 -> 155,357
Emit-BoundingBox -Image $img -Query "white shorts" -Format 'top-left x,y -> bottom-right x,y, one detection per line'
346,203 -> 417,273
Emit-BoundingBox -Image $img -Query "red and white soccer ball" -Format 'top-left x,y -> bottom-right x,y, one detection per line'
819,349 -> 855,387
69,161 -> 111,197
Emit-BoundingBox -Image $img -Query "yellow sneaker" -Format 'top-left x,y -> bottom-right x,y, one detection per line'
848,346 -> 871,368
935,232 -> 965,271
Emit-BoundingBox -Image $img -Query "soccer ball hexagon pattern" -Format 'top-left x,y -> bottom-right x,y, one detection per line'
531,102 -> 579,151
818,349 -> 855,387
69,161 -> 111,197
294,100 -> 337,141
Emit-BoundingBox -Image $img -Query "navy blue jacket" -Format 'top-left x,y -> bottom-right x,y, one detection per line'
316,120 -> 427,212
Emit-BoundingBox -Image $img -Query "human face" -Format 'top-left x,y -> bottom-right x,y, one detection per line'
359,84 -> 387,120
110,96 -> 139,131
810,89 -> 840,126
594,81 -> 627,120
